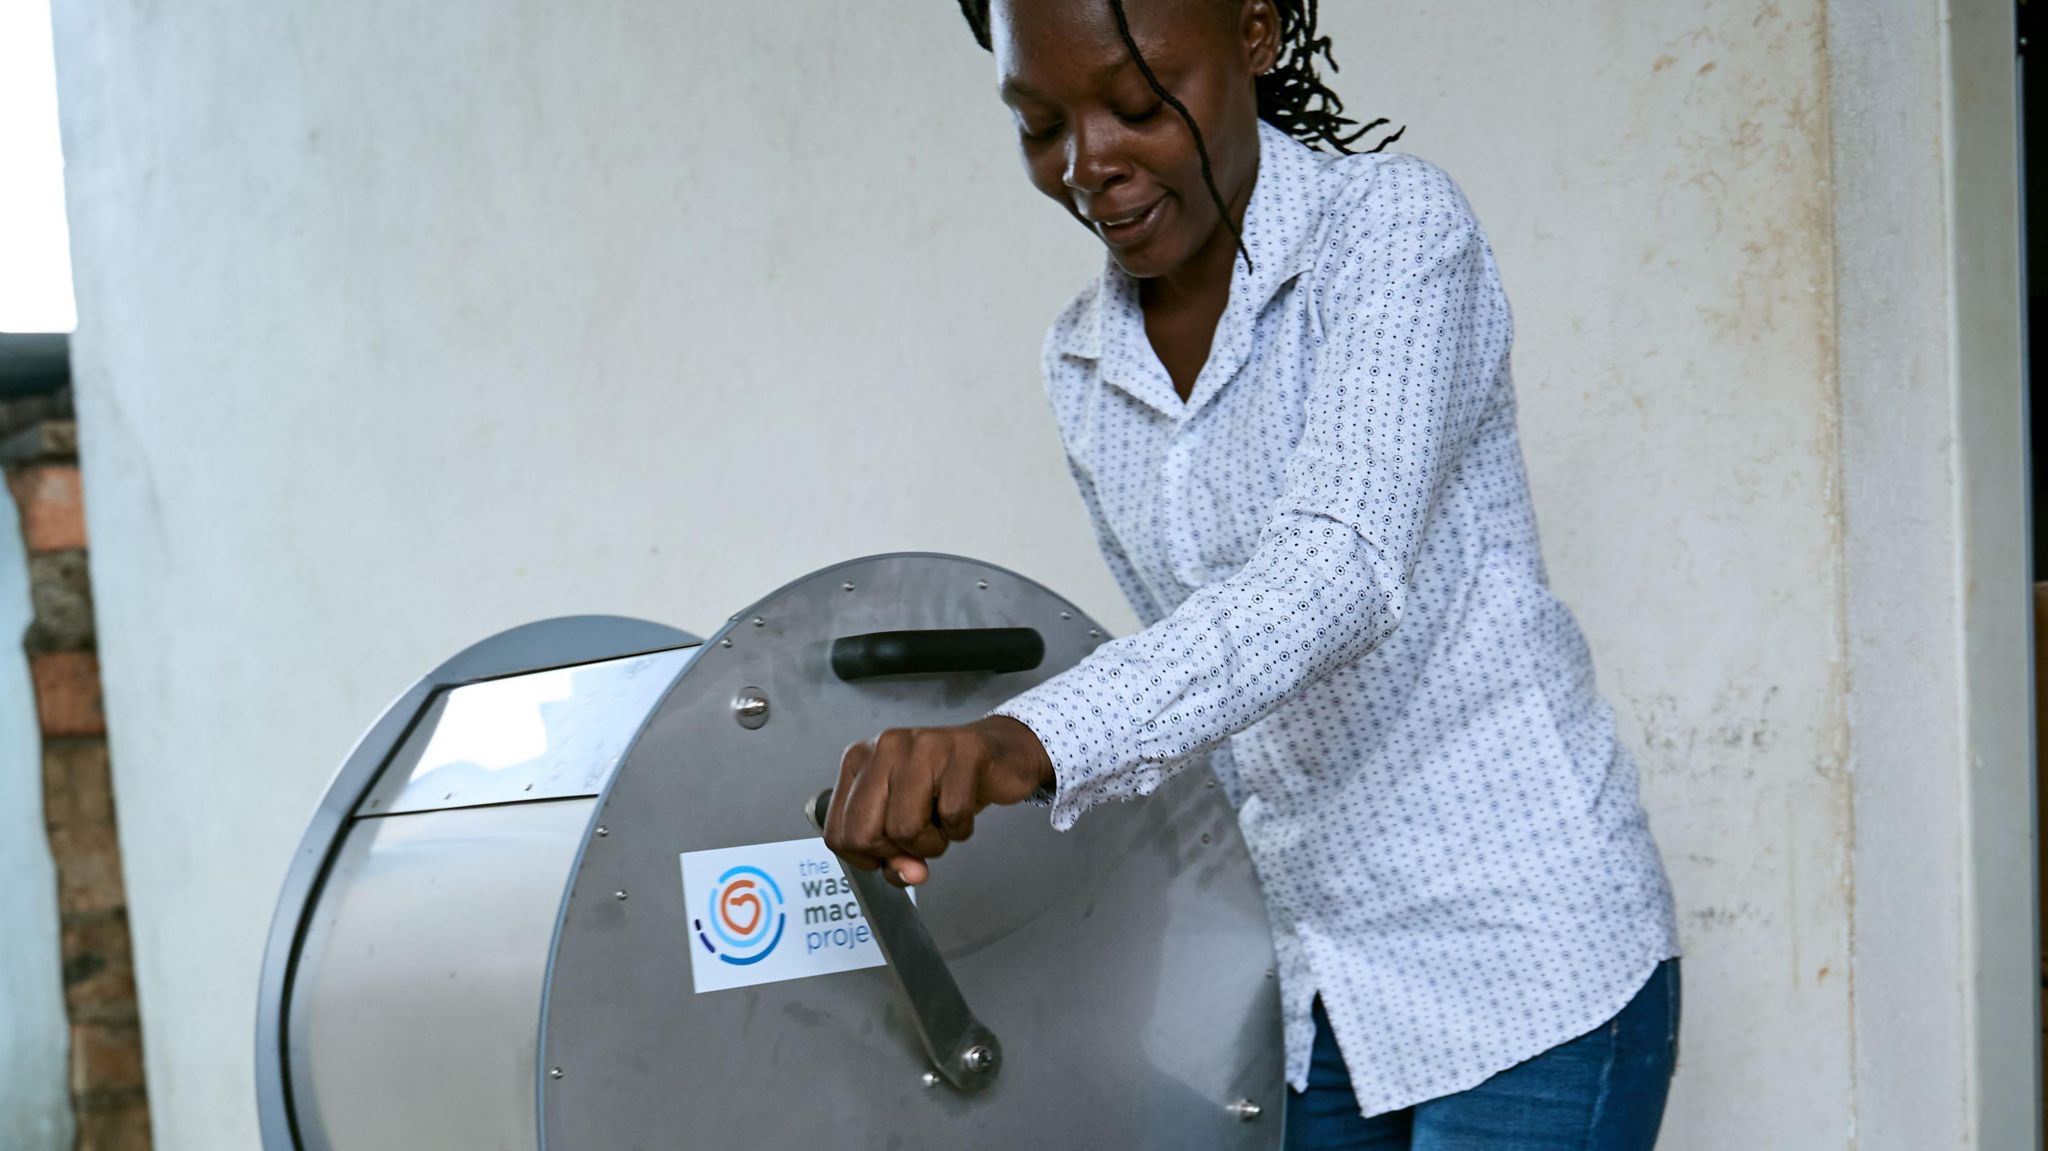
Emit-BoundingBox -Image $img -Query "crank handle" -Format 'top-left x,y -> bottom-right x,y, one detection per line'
805,787 -> 1002,1091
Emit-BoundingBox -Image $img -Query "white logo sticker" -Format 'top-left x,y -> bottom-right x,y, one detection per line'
678,837 -> 901,994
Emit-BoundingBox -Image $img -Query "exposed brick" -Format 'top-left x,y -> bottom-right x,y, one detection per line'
32,651 -> 105,736
26,548 -> 95,652
42,738 -> 114,831
61,910 -> 138,1022
0,418 -> 78,466
44,740 -> 126,920
5,411 -> 149,1146
7,462 -> 88,552
0,391 -> 71,444
49,819 -> 126,916
74,1096 -> 151,1151
74,1093 -> 152,1151
70,1020 -> 145,1096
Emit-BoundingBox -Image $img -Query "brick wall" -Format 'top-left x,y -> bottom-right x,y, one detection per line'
2,392 -> 152,1151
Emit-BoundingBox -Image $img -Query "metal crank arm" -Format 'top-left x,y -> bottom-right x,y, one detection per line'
805,788 -> 1003,1092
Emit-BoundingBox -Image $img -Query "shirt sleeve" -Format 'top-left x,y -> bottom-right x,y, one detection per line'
993,160 -> 1512,831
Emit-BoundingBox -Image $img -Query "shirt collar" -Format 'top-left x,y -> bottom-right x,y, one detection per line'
1058,120 -> 1333,419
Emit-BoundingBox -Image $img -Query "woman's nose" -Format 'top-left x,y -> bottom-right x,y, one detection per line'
1062,120 -> 1125,194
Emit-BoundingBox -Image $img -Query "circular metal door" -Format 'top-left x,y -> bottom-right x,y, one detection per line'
540,554 -> 1282,1149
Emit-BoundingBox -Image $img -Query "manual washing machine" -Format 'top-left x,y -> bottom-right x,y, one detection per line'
255,554 -> 1282,1149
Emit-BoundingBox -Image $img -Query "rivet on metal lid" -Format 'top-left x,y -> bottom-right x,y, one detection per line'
1227,1099 -> 1262,1121
733,687 -> 770,730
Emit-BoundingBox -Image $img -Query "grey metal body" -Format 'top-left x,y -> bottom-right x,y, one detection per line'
255,617 -> 698,1150
257,555 -> 1283,1150
289,799 -> 597,1149
283,645 -> 700,1150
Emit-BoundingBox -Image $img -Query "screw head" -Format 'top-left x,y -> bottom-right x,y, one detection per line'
595,825 -> 609,837
977,579 -> 989,589
963,1045 -> 996,1072
842,581 -> 856,592
549,1067 -> 564,1080
751,616 -> 765,628
732,686 -> 770,730
920,1071 -> 941,1089
1227,1099 -> 1262,1121
613,890 -> 628,901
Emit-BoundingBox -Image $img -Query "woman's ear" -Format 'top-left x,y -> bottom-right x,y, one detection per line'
1240,0 -> 1281,76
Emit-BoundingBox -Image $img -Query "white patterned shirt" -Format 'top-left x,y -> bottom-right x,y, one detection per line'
993,120 -> 1679,1116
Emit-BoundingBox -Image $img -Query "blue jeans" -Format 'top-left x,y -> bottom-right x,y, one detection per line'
1284,960 -> 1680,1150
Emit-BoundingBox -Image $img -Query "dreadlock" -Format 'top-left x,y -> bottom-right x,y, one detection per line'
954,0 -> 1403,269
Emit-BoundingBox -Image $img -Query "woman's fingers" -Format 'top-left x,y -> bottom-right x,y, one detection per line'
829,738 -> 897,872
822,741 -> 869,867
883,731 -> 952,860
829,720 -> 1045,884
935,743 -> 981,842
885,855 -> 930,887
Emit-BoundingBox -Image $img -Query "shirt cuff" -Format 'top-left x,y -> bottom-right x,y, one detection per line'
988,669 -> 1127,832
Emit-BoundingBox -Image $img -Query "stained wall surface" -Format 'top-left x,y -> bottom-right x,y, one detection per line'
47,2 -> 1849,1147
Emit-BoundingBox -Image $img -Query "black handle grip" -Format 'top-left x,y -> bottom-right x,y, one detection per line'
830,628 -> 1045,682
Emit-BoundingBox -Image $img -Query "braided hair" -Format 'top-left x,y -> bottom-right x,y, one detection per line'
954,0 -> 1402,268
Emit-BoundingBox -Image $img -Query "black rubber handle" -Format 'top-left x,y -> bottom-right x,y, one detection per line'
830,628 -> 1045,682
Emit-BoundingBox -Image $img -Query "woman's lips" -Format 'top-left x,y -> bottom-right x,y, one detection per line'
1093,197 -> 1167,247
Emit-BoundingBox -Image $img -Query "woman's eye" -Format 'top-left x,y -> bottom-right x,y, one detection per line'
1020,120 -> 1062,143
1116,100 -> 1165,125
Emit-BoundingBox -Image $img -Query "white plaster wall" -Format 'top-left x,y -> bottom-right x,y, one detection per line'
1341,7 -> 1851,1143
0,482 -> 75,1150
47,1 -> 1855,1147
1831,0 -> 2037,1145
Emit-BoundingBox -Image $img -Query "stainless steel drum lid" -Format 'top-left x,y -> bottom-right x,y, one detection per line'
258,554 -> 1282,1150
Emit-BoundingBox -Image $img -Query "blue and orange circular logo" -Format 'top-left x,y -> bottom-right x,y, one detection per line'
694,864 -> 786,966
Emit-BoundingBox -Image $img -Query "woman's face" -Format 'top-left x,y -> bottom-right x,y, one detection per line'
990,0 -> 1277,282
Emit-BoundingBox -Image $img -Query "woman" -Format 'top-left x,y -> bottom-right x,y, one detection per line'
821,1 -> 1681,1146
